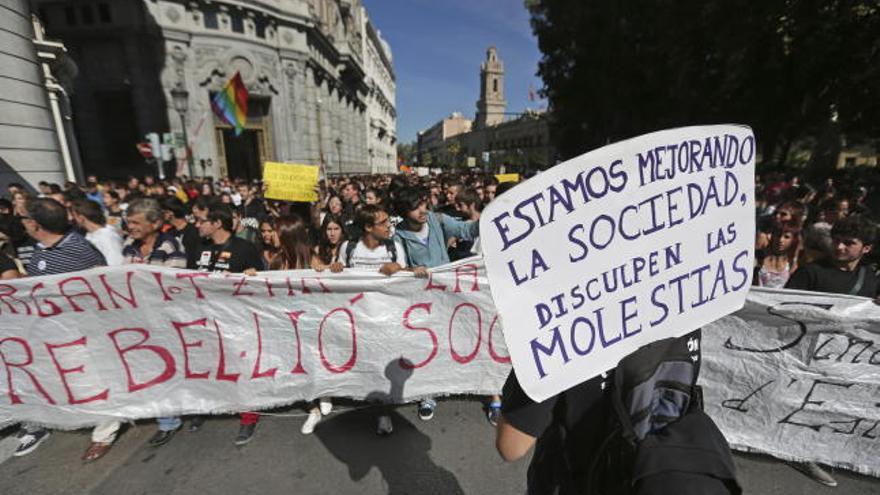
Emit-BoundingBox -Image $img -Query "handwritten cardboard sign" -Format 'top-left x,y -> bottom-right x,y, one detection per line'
263,162 -> 319,202
480,125 -> 755,401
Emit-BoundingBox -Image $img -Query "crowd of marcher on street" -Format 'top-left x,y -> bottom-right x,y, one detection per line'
748,170 -> 880,487
1,165 -> 879,487
0,170 -> 513,463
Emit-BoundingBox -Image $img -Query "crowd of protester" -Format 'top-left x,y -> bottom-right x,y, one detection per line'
750,170 -> 880,486
752,171 -> 880,295
0,170 -> 515,463
2,165 -> 879,484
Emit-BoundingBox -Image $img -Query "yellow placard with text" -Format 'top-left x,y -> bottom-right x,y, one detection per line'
263,162 -> 320,202
495,173 -> 520,184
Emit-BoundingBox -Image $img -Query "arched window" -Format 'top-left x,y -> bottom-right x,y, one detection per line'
493,79 -> 498,93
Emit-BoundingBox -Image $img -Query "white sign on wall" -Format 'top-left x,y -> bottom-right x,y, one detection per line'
480,125 -> 756,401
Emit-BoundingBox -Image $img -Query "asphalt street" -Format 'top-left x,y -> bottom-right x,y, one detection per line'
0,398 -> 877,494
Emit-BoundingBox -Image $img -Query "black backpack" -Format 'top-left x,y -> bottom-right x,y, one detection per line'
344,238 -> 397,267
585,332 -> 741,495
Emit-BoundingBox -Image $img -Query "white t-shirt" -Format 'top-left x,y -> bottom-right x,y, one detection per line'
339,240 -> 407,271
470,236 -> 482,256
86,225 -> 124,266
414,223 -> 429,244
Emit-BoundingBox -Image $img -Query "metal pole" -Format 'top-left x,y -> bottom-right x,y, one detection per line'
179,112 -> 195,178
316,99 -> 326,168
335,138 -> 342,175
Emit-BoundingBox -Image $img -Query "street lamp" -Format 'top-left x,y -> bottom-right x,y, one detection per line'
334,137 -> 343,175
170,85 -> 195,178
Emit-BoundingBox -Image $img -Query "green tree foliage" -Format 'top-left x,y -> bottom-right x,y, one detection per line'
445,140 -> 462,167
527,0 -> 880,169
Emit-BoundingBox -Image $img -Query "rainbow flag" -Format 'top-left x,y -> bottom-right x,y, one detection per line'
211,72 -> 248,136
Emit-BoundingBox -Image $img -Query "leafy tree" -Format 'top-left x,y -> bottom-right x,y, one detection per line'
445,141 -> 462,168
421,151 -> 434,168
526,0 -> 880,172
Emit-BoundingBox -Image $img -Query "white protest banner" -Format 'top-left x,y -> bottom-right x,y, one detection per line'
0,260 -> 510,430
701,287 -> 880,478
480,125 -> 756,401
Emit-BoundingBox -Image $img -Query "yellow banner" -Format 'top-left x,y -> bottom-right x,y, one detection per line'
495,173 -> 520,184
263,162 -> 320,202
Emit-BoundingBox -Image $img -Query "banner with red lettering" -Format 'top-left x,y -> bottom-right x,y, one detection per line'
0,259 -> 510,429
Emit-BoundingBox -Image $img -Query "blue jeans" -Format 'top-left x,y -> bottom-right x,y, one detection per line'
157,416 -> 181,431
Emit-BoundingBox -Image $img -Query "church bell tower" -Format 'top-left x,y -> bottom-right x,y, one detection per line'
475,46 -> 506,129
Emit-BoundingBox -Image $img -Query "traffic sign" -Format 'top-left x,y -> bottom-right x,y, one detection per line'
136,142 -> 153,158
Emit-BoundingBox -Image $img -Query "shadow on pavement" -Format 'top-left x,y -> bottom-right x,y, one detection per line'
315,359 -> 464,495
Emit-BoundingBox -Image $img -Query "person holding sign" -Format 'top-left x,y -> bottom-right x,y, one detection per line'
392,187 -> 480,421
267,214 -> 312,271
262,214 -> 334,434
786,215 -> 878,298
258,218 -> 280,269
194,203 -> 266,445
782,214 -> 878,487
338,205 -> 413,276
335,204 -> 426,435
311,214 -> 344,271
14,198 -> 107,460
391,187 -> 479,271
122,199 -> 189,450
483,126 -> 756,494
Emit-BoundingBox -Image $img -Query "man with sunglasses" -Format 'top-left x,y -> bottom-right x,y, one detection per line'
13,198 -> 106,458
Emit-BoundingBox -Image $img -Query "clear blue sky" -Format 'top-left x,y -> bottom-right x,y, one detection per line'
363,0 -> 546,145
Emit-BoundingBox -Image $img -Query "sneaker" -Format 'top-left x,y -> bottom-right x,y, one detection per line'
234,424 -> 257,446
301,410 -> 321,435
188,416 -> 206,432
487,404 -> 502,427
377,415 -> 393,436
148,429 -> 177,447
319,398 -> 333,416
418,400 -> 435,421
13,429 -> 50,457
798,461 -> 837,487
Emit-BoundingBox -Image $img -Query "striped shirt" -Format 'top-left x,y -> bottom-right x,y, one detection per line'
27,231 -> 107,276
122,231 -> 187,268
15,241 -> 34,268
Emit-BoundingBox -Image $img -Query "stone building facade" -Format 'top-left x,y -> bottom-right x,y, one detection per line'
0,0 -> 73,190
416,46 -> 554,172
362,20 -> 396,174
29,0 -> 396,180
